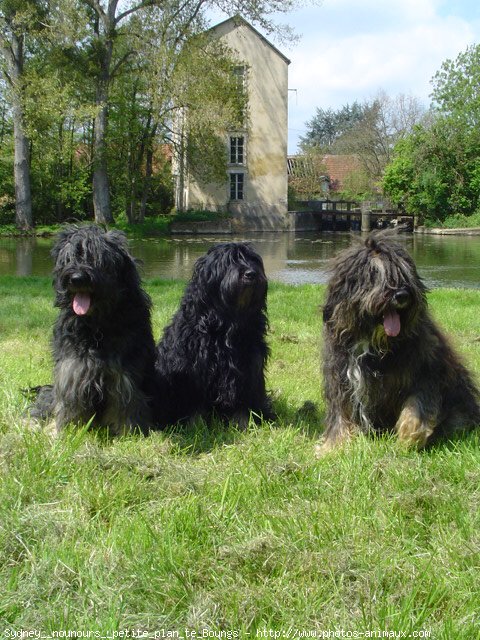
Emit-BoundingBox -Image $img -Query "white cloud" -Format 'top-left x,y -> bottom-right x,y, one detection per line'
285,0 -> 480,151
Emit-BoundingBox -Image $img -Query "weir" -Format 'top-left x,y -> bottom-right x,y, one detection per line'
289,199 -> 414,232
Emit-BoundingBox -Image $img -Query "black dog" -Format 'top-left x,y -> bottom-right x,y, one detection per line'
155,242 -> 272,427
317,231 -> 480,454
31,225 -> 157,434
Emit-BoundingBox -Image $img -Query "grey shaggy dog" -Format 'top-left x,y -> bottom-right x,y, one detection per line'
155,242 -> 272,428
317,231 -> 480,454
31,225 -> 157,434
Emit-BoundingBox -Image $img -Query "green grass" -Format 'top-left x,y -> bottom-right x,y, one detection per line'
1,279 -> 480,637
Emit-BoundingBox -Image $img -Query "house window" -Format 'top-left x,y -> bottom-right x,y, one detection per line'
230,136 -> 244,164
230,173 -> 244,201
233,66 -> 246,92
233,65 -> 247,125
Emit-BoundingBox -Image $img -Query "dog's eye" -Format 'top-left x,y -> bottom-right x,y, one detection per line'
243,269 -> 256,281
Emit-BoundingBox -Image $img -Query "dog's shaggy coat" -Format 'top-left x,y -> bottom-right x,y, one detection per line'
155,242 -> 272,427
33,225 -> 157,434
318,231 -> 480,453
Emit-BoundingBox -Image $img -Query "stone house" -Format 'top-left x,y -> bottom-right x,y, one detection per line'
174,15 -> 290,230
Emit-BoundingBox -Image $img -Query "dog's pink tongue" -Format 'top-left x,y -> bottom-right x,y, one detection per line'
383,310 -> 401,337
73,292 -> 91,316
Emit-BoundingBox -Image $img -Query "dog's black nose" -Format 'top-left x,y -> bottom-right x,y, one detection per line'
243,269 -> 256,281
392,288 -> 411,309
69,272 -> 90,288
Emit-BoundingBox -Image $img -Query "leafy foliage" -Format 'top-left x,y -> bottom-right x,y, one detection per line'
0,0 -> 310,226
298,93 -> 425,201
431,43 -> 480,129
384,44 -> 480,223
299,101 -> 367,151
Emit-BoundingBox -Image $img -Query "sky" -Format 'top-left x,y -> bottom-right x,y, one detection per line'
211,0 -> 480,153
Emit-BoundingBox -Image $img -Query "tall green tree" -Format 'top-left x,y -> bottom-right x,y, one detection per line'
384,44 -> 480,222
336,91 -> 425,185
104,10 -> 246,221
431,43 -> 480,129
74,0 -> 311,224
384,115 -> 480,221
299,92 -> 424,198
299,102 -> 366,151
0,0 -> 47,229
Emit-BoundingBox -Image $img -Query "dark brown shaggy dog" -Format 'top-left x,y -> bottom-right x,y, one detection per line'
317,231 -> 480,454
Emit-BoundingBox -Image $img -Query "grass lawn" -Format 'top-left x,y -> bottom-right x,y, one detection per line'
0,278 -> 479,638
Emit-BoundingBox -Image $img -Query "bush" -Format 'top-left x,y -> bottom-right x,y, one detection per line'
441,211 -> 480,228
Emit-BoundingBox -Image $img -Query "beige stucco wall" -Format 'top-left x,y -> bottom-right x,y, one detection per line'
185,19 -> 289,230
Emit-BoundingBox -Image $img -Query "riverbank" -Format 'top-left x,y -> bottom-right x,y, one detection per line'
4,217 -> 480,238
0,212 -> 230,238
0,219 -> 171,238
1,279 -> 479,635
415,226 -> 480,236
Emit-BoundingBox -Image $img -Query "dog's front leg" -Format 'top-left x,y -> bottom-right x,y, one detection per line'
395,395 -> 438,448
315,413 -> 360,457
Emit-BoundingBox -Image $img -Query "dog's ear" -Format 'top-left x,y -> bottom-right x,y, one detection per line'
322,302 -> 333,323
104,229 -> 130,254
104,230 -> 138,271
51,236 -> 64,263
322,283 -> 345,324
51,226 -> 76,262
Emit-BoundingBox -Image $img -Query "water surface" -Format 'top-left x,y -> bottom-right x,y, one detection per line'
1,232 -> 479,289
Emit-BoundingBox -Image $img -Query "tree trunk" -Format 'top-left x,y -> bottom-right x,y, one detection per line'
92,40 -> 114,224
13,100 -> 32,230
9,31 -> 33,230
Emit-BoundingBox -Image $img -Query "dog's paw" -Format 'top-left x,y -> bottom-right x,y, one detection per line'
314,439 -> 336,458
395,400 -> 435,448
314,433 -> 352,458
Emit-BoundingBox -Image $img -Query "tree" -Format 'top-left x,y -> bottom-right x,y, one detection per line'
74,0 -> 311,224
431,43 -> 480,129
335,91 -> 425,186
383,45 -> 480,223
299,102 -> 367,151
102,10 -> 246,221
298,92 -> 425,199
0,0 -> 47,229
383,116 -> 480,221
0,77 -> 15,221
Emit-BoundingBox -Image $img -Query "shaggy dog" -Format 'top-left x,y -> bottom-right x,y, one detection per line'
31,225 -> 157,434
317,231 -> 480,454
155,242 -> 272,427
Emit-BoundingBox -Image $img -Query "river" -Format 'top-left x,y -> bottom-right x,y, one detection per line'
1,232 -> 479,289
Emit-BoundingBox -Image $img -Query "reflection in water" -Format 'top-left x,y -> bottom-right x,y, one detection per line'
0,232 -> 479,289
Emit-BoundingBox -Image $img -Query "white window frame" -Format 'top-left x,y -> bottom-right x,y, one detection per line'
233,65 -> 248,125
229,172 -> 245,201
233,65 -> 247,93
229,135 -> 245,165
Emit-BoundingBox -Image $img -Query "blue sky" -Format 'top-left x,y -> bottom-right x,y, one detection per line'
211,0 -> 480,153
